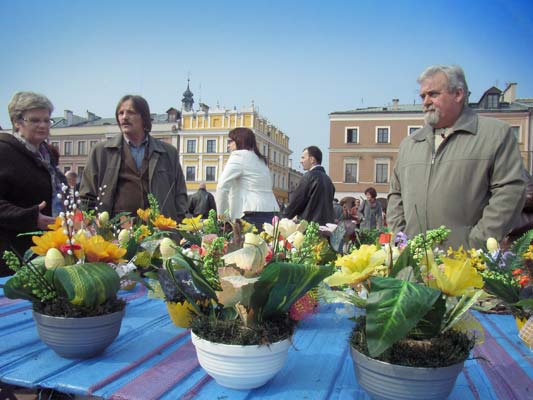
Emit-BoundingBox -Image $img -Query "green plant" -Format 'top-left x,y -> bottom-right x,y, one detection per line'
323,227 -> 484,362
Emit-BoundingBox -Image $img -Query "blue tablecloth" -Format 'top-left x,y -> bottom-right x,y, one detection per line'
0,277 -> 531,400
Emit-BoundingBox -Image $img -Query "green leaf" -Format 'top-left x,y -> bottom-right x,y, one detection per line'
53,263 -> 121,307
4,274 -> 39,302
390,246 -> 412,277
483,276 -> 520,305
251,262 -> 334,321
409,295 -> 446,339
366,276 -> 441,357
442,290 -> 484,332
166,252 -> 218,299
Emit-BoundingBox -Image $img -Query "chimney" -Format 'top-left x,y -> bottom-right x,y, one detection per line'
503,83 -> 517,103
392,99 -> 399,110
64,110 -> 73,126
86,110 -> 97,121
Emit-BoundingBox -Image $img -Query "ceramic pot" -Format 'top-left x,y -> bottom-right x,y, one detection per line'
33,309 -> 124,359
351,346 -> 465,400
191,332 -> 291,390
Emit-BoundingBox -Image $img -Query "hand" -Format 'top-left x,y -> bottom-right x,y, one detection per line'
37,201 -> 56,230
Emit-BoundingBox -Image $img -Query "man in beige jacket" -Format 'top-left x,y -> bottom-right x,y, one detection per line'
387,65 -> 526,248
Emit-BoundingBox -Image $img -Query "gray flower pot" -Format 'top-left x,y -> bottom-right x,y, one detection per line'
33,309 -> 125,359
351,346 -> 465,400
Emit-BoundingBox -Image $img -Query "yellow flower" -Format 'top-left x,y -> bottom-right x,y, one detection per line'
429,257 -> 484,296
325,244 -> 385,287
47,217 -> 63,231
137,208 -> 152,222
135,225 -> 152,241
523,245 -> 533,261
77,234 -> 127,263
31,229 -> 69,255
178,215 -> 203,232
153,215 -> 177,231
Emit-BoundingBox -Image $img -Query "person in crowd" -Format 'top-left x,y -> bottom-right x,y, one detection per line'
216,127 -> 279,229
358,187 -> 383,230
188,182 -> 217,218
332,198 -> 343,223
284,146 -> 335,225
65,170 -> 80,192
388,65 -> 526,248
0,92 -> 58,275
80,95 -> 188,221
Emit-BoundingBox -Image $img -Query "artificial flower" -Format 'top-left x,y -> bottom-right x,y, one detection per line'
262,218 -> 307,239
160,237 -> 178,260
325,244 -> 385,286
77,234 -> 127,263
137,208 -> 152,222
31,229 -> 69,255
287,231 -> 305,250
48,216 -> 63,231
153,215 -> 177,231
429,257 -> 484,296
178,215 -> 203,232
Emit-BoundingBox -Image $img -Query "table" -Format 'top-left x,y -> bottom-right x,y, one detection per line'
0,278 -> 531,399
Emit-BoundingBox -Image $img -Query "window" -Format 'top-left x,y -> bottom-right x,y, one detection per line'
511,126 -> 520,141
206,139 -> 216,153
345,163 -> 358,183
376,127 -> 389,143
487,94 -> 499,109
205,166 -> 216,182
51,141 -> 59,150
186,166 -> 195,181
273,151 -> 277,163
282,176 -> 285,190
77,141 -> 86,155
186,139 -> 196,153
89,140 -> 98,149
64,166 -> 71,173
346,128 -> 358,144
77,166 -> 84,177
408,126 -> 422,135
376,163 -> 388,183
64,141 -> 72,156
263,145 -> 267,157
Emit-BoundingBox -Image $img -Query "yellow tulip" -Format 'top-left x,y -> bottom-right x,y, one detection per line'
325,245 -> 383,287
177,215 -> 203,232
430,257 -> 484,296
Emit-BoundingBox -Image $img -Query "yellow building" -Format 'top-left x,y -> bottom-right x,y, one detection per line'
47,82 -> 293,204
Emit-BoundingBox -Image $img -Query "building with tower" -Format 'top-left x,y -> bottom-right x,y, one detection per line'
46,81 -> 296,205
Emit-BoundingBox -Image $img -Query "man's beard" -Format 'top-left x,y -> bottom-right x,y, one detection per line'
424,108 -> 440,126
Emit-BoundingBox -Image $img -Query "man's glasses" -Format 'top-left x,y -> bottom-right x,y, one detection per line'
22,118 -> 52,126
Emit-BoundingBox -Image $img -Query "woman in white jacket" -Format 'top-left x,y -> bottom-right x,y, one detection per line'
216,128 -> 279,228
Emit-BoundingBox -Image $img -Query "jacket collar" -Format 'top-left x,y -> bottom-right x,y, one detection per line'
411,106 -> 478,142
105,133 -> 166,154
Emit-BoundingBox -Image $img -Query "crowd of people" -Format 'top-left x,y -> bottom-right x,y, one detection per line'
0,64 -> 529,276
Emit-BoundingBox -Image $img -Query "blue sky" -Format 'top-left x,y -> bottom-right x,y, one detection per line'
1,0 -> 532,170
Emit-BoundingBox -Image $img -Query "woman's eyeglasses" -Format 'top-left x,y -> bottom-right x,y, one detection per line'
22,118 -> 53,127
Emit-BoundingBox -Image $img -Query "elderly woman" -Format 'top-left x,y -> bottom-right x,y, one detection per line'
216,127 -> 279,229
0,92 -> 59,276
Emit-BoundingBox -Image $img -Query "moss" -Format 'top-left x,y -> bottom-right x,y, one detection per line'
350,316 -> 474,368
191,314 -> 296,345
33,296 -> 126,317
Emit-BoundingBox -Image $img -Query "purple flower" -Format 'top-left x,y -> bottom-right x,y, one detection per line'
395,232 -> 408,249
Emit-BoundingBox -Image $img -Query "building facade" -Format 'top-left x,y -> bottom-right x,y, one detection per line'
329,83 -> 532,200
46,83 -> 293,204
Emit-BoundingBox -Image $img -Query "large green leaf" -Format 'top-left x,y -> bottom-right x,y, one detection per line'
250,262 -> 334,321
366,276 -> 441,357
53,263 -> 120,307
390,245 -> 413,277
166,251 -> 218,299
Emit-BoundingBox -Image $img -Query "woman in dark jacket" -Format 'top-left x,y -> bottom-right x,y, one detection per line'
0,92 -> 58,276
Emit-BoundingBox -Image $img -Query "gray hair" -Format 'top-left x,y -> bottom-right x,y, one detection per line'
8,91 -> 54,132
417,65 -> 469,105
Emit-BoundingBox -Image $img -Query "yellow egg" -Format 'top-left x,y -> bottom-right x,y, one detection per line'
486,237 -> 499,252
160,237 -> 177,260
45,248 -> 65,269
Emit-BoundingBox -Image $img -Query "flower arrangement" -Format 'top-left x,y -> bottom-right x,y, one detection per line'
479,231 -> 533,323
152,216 -> 335,345
3,184 -> 128,316
322,227 -> 485,368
